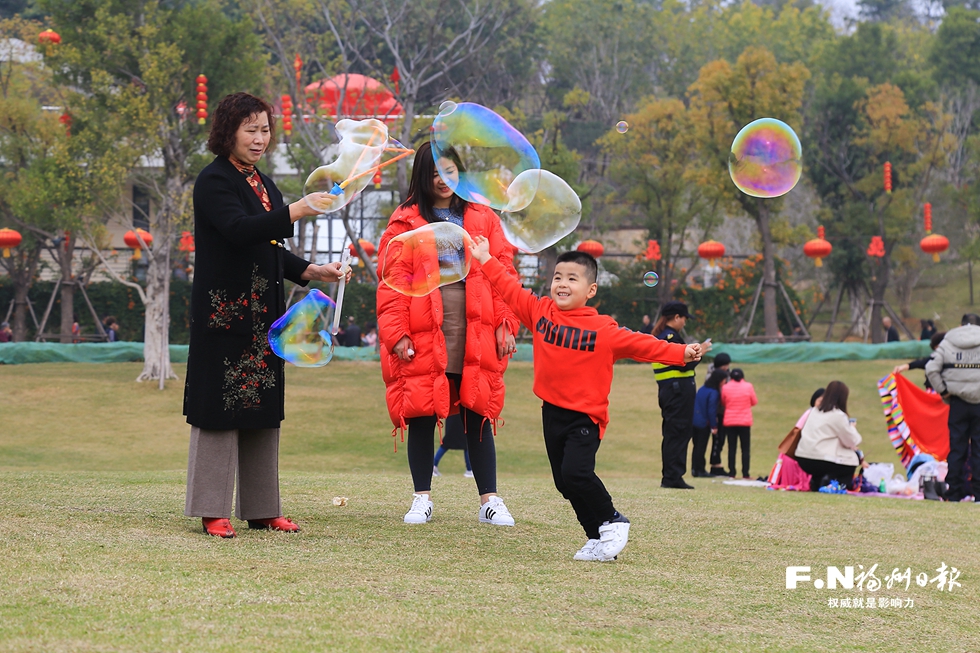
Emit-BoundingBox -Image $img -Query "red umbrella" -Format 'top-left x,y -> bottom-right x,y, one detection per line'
305,74 -> 404,121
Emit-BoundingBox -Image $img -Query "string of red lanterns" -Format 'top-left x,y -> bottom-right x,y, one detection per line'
281,94 -> 293,138
643,239 -> 661,262
195,74 -> 208,125
883,162 -> 892,194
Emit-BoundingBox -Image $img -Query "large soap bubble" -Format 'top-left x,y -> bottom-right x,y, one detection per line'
499,169 -> 581,253
268,289 -> 336,367
728,118 -> 802,199
430,102 -> 540,210
304,119 -> 390,214
379,222 -> 474,297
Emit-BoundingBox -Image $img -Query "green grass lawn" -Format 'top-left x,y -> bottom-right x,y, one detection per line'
1,361 -> 978,652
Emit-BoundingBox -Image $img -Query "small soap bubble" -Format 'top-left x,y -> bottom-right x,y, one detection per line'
500,169 -> 581,253
304,119 -> 389,214
616,121 -> 629,134
728,118 -> 802,199
268,289 -> 336,367
380,222 -> 474,297
643,271 -> 660,288
430,102 -> 540,210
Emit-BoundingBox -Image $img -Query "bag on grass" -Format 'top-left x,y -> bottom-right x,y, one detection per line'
863,463 -> 895,489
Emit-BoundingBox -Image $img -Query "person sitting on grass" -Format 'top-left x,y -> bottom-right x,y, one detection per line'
794,381 -> 863,492
468,236 -> 702,562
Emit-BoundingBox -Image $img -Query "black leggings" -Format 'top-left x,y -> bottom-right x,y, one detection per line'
795,456 -> 856,492
726,426 -> 751,477
406,376 -> 496,495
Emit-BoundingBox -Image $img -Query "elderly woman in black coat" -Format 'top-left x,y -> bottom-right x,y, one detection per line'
183,92 -> 347,538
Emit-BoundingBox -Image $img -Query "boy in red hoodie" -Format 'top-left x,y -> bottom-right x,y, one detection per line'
470,237 -> 703,561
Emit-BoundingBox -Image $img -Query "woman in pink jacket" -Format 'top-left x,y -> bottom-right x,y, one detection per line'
721,368 -> 758,478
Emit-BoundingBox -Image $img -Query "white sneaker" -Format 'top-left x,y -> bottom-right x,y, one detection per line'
432,465 -> 442,477
403,494 -> 433,524
573,538 -> 602,561
463,470 -> 474,478
478,496 -> 515,526
596,517 -> 631,561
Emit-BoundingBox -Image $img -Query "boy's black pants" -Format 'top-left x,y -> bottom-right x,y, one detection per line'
542,402 -> 615,540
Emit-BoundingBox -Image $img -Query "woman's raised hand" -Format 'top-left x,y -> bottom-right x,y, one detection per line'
300,262 -> 351,283
393,335 -> 415,362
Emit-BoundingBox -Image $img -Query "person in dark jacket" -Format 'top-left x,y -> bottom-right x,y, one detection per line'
183,92 -> 348,538
653,301 -> 709,489
691,368 -> 729,477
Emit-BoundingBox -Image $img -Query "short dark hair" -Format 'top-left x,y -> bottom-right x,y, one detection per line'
207,92 -> 277,158
962,314 -> 980,326
555,250 -> 598,284
818,380 -> 849,415
704,368 -> 729,390
810,387 -> 825,407
930,331 -> 946,350
729,368 -> 745,382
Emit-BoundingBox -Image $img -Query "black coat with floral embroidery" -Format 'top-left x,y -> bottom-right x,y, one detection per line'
183,156 -> 310,430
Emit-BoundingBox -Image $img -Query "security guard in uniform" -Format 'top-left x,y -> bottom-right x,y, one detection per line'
653,301 -> 703,489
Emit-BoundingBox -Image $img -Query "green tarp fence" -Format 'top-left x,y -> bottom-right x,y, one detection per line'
0,342 -> 382,365
0,340 -> 931,365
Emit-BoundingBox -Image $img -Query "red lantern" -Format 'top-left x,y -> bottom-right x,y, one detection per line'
348,239 -> 376,258
178,231 -> 195,253
195,74 -> 208,125
697,240 -> 726,266
867,235 -> 885,258
124,228 -> 153,260
803,226 -> 833,267
294,54 -> 303,94
372,167 -> 382,188
576,240 -> 604,258
59,112 -> 71,136
644,239 -> 661,262
923,203 -> 933,233
38,28 -> 61,45
390,65 -> 400,95
884,162 -> 892,194
0,228 -> 22,258
920,234 -> 949,262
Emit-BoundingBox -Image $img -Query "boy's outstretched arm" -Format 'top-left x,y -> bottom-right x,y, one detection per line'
610,328 -> 696,366
469,235 -> 538,330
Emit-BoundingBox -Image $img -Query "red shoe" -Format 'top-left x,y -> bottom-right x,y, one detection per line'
202,518 -> 236,538
247,516 -> 300,532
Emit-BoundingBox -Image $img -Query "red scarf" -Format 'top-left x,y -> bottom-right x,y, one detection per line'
229,156 -> 272,212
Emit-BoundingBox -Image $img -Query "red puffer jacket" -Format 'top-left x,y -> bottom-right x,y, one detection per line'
376,202 -> 520,432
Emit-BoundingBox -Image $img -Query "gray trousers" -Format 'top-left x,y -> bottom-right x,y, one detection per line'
184,426 -> 282,520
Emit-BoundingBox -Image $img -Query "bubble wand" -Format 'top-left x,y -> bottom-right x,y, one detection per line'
326,141 -> 415,195
331,249 -> 353,336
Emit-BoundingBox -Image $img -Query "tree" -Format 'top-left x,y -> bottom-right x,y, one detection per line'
313,0 -> 534,198
40,0 -> 266,380
1,16 -> 132,342
688,46 -> 810,338
600,97 -> 718,304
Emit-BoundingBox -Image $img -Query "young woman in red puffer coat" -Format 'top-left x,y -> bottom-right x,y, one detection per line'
376,141 -> 520,526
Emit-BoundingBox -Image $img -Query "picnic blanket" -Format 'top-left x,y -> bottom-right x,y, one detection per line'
877,373 -> 949,467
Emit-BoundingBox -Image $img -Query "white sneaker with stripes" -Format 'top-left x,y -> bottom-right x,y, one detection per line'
403,494 -> 433,524
478,496 -> 515,526
573,539 -> 602,561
